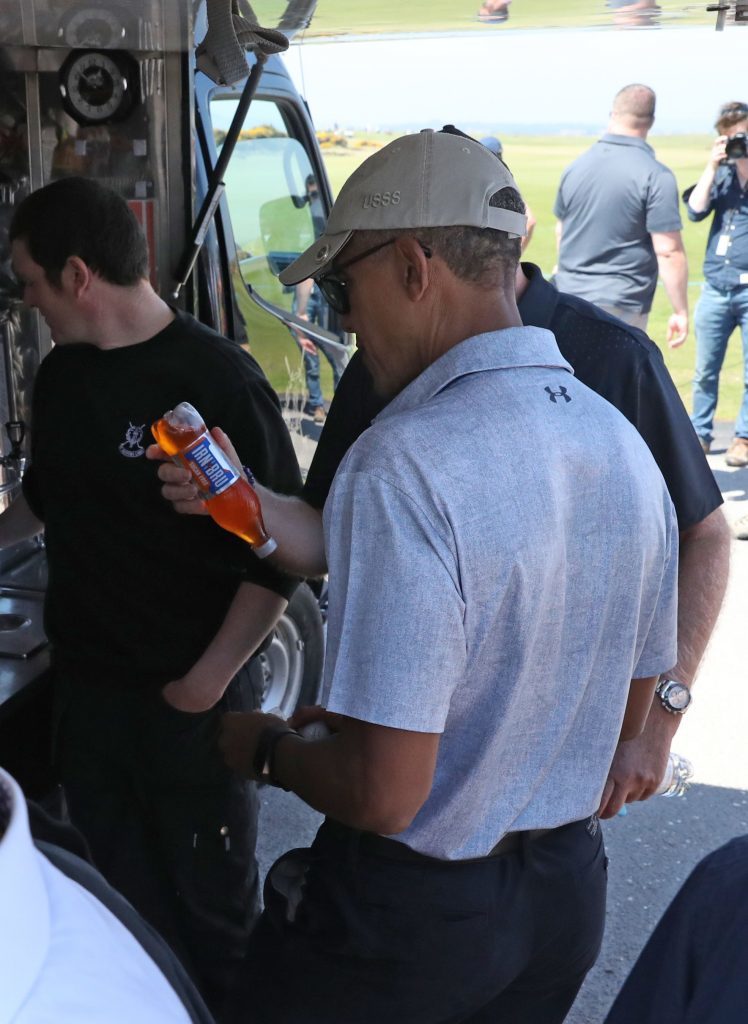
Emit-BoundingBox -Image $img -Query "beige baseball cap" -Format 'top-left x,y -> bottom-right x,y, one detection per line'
279,128 -> 527,286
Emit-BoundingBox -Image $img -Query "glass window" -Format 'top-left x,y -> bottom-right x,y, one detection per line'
210,96 -> 346,444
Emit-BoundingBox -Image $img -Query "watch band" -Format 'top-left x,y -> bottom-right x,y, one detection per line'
252,722 -> 296,789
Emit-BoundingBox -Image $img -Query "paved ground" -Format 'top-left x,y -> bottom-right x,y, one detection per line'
257,418 -> 748,1022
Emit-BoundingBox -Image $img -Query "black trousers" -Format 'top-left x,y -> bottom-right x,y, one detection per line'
241,816 -> 607,1024
55,665 -> 260,1022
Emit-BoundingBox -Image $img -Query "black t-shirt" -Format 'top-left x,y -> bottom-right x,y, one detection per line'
24,310 -> 301,687
303,263 -> 722,531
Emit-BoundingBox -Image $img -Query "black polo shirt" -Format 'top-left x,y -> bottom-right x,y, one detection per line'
683,164 -> 748,291
303,264 -> 722,532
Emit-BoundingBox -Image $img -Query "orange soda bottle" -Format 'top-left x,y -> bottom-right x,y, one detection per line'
151,401 -> 277,558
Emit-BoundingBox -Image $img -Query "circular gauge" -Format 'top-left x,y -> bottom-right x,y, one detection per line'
57,7 -> 127,49
59,49 -> 138,125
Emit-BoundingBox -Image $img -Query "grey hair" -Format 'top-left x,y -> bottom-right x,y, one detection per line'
354,186 -> 525,290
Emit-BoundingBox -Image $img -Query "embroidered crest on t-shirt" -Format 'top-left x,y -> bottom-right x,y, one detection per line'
119,422 -> 146,458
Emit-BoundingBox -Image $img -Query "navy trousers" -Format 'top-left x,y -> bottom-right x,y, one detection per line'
241,815 -> 607,1023
605,835 -> 748,1024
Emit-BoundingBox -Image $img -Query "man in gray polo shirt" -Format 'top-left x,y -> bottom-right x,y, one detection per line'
210,129 -> 678,1023
554,83 -> 689,346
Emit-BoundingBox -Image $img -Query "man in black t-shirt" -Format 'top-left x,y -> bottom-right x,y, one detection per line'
3,177 -> 301,1021
161,260 -> 729,820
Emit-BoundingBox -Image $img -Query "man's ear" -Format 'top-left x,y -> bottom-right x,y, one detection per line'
63,255 -> 93,299
395,236 -> 431,303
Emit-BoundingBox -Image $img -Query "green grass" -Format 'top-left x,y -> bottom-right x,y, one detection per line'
252,0 -> 712,35
316,133 -> 744,422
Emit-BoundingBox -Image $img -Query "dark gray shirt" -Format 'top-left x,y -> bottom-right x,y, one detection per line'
554,134 -> 682,312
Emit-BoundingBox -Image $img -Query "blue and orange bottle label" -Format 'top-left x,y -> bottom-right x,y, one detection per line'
183,437 -> 240,497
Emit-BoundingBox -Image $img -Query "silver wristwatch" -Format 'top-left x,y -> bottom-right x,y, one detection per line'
655,677 -> 692,715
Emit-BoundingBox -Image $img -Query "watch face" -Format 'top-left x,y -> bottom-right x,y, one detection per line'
59,50 -> 137,125
665,683 -> 691,711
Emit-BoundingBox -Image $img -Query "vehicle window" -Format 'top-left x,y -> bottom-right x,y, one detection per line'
210,95 -> 343,438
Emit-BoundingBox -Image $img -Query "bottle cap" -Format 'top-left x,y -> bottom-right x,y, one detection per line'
254,536 -> 278,559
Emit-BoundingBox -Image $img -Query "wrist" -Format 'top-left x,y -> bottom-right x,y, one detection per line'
655,675 -> 692,717
172,672 -> 227,703
647,699 -> 682,739
253,721 -> 297,788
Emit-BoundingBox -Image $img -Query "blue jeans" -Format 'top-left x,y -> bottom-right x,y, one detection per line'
295,287 -> 341,410
691,282 -> 748,442
303,345 -> 342,410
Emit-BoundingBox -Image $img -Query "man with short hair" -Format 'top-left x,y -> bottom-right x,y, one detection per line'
2,177 -> 301,1019
683,101 -> 748,469
206,128 -> 679,1023
159,140 -> 729,832
554,83 -> 689,346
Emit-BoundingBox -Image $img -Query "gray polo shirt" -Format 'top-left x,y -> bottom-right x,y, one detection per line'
322,327 -> 678,860
554,134 -> 682,313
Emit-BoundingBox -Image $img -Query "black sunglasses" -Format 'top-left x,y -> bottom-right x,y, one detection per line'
317,238 -> 432,315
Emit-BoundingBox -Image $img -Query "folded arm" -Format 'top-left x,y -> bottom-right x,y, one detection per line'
162,581 -> 287,712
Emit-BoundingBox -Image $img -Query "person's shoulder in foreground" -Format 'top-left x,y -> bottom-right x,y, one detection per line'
519,262 -> 723,532
604,835 -> 748,1024
0,767 -> 213,1024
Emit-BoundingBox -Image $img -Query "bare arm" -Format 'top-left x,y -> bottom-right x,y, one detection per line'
687,136 -> 726,213
652,230 -> 689,348
220,709 -> 439,834
254,481 -> 326,577
293,278 -> 318,355
162,580 -> 287,712
520,203 -> 537,254
600,508 -> 730,818
294,278 -> 315,316
551,218 -> 564,275
0,492 -> 44,547
619,675 -> 659,743
669,508 -> 731,687
147,428 -> 327,578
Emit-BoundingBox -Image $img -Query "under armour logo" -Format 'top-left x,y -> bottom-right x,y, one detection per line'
545,385 -> 571,404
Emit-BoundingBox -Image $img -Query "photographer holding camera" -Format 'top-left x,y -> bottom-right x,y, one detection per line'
684,101 -> 748,471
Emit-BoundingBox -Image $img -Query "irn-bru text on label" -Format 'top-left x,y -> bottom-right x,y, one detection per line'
183,437 -> 240,497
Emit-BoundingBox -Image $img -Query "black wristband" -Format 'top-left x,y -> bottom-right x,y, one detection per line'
253,722 -> 295,789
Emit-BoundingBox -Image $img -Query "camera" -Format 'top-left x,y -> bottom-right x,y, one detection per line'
725,132 -> 748,161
